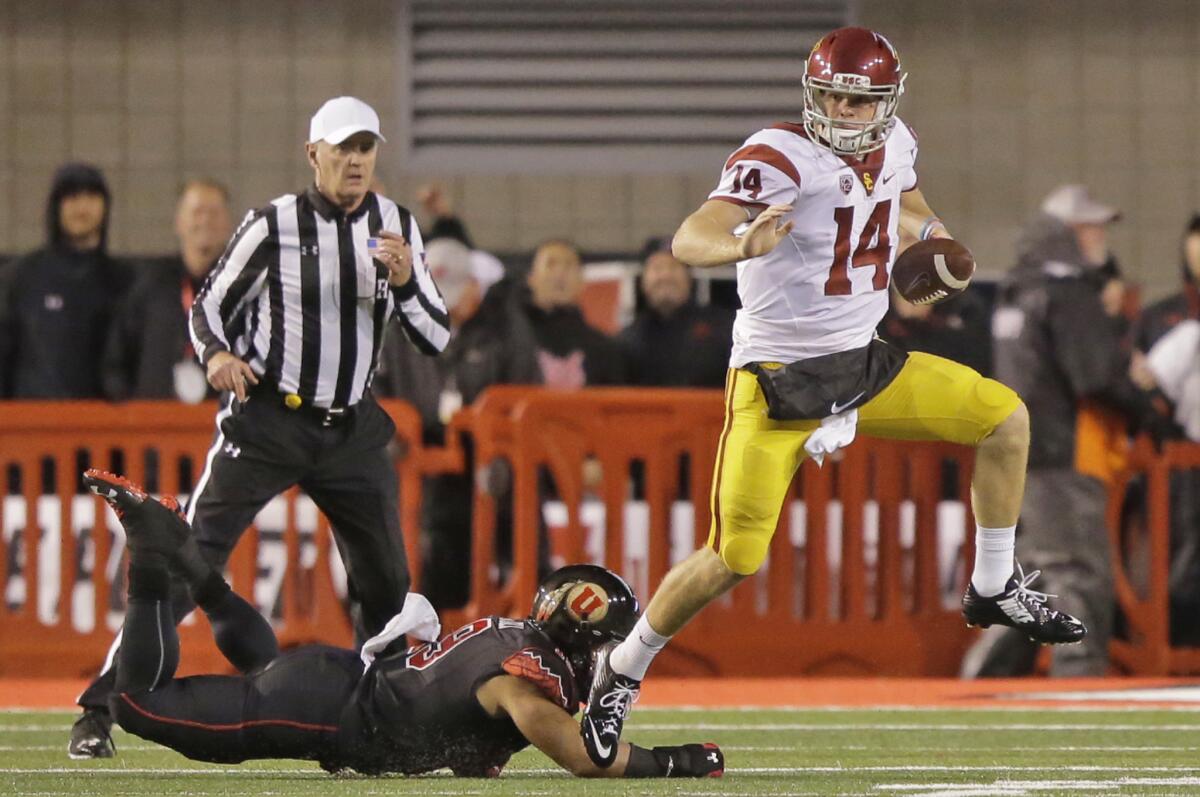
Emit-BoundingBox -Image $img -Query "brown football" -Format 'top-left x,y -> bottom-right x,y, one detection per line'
891,238 -> 976,305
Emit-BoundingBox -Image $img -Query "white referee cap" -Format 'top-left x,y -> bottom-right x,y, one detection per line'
308,96 -> 387,145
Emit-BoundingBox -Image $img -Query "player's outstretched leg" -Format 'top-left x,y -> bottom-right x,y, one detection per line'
83,469 -> 280,672
583,547 -> 743,767
81,470 -> 186,696
70,470 -> 189,759
960,405 -> 1086,644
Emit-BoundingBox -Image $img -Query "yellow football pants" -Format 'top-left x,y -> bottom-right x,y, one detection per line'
707,351 -> 1022,575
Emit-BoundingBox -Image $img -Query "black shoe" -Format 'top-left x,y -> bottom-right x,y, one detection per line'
963,563 -> 1087,645
581,642 -> 641,768
67,707 -> 115,760
83,469 -> 190,558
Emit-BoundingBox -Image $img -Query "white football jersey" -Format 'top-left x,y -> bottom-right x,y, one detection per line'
708,119 -> 919,366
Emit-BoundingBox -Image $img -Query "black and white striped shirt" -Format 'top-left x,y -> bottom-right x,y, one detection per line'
190,186 -> 449,409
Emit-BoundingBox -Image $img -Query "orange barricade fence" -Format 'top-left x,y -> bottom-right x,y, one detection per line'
1108,437 -> 1200,676
2,391 -> 1197,680
0,399 -> 426,678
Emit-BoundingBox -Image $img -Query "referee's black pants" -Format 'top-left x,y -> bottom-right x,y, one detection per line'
79,392 -> 409,711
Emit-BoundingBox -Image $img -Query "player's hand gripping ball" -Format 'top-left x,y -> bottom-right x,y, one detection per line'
891,238 -> 976,305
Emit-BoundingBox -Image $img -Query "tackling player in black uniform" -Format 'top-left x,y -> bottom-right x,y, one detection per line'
83,469 -> 724,779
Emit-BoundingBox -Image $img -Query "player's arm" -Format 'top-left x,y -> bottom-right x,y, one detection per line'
478,675 -> 723,778
672,200 -> 794,269
899,187 -> 951,242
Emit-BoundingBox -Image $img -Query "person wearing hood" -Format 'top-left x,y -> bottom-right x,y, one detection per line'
962,185 -> 1145,678
0,163 -> 131,398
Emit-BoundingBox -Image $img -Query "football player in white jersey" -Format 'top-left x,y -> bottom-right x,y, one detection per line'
581,27 -> 1086,767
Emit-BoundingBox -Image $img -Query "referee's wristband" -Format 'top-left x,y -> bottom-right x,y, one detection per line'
390,273 -> 419,301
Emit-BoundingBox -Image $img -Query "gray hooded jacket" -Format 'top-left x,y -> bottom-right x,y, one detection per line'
992,214 -> 1133,469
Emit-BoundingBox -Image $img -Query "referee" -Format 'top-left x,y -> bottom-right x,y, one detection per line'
68,96 -> 449,759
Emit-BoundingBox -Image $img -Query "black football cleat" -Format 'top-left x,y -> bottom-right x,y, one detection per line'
963,563 -> 1087,645
83,469 -> 190,558
67,707 -> 115,760
581,642 -> 641,768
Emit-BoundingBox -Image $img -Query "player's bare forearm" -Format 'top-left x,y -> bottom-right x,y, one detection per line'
672,201 -> 747,268
487,677 -> 631,777
899,188 -> 951,241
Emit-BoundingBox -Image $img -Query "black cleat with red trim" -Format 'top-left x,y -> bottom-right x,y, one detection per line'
82,469 -> 190,559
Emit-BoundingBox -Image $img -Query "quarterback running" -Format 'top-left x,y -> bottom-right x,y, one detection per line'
82,469 -> 723,779
581,26 -> 1086,766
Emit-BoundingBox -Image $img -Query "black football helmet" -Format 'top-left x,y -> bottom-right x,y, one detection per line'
529,564 -> 639,693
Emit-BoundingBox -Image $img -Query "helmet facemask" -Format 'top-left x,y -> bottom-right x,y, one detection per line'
802,72 -> 905,157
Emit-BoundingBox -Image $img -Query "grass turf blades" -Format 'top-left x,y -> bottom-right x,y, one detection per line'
4,707 -> 1200,796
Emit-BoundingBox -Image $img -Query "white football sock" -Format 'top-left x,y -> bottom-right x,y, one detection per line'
971,524 -> 1016,597
608,614 -> 672,681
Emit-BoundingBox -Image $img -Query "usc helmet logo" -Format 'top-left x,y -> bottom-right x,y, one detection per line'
565,583 -> 609,623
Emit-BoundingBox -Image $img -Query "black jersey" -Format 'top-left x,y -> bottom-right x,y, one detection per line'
336,617 -> 579,776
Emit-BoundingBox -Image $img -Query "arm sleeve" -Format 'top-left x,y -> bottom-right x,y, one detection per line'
707,140 -> 801,212
390,218 -> 452,356
189,210 -> 274,365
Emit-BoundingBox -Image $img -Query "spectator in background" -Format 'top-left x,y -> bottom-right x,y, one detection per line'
414,182 -> 506,292
453,240 -> 625,402
448,240 -> 625,590
416,182 -> 473,248
963,185 -> 1148,678
1135,214 -> 1200,353
102,179 -> 233,402
619,238 -> 732,388
1130,214 -> 1200,644
0,162 -> 130,398
881,288 -> 993,377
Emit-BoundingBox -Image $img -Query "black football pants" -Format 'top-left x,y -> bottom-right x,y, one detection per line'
80,392 -> 409,710
110,583 -> 362,766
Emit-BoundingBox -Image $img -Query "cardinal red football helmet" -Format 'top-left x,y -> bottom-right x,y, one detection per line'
802,27 -> 906,157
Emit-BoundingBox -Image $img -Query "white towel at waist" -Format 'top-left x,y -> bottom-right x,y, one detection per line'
803,409 -> 859,467
359,592 -> 441,668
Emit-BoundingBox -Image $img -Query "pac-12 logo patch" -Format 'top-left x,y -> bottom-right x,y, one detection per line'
839,174 -> 853,195
566,582 -> 609,622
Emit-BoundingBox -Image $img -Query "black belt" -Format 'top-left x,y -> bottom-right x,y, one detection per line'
247,385 -> 358,427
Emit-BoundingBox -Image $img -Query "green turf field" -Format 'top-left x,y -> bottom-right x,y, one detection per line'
4,707 -> 1200,796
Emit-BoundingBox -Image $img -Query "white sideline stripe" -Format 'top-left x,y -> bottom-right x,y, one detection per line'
878,777 -> 1200,794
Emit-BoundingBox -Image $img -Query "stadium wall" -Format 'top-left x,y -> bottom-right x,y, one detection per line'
0,0 -> 1196,297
